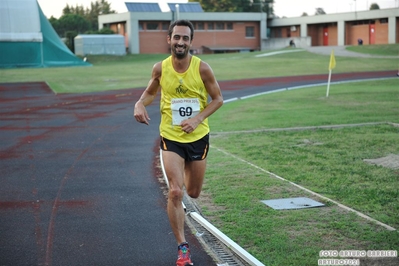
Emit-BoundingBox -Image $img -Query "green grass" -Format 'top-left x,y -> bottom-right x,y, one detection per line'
211,79 -> 399,131
0,54 -> 165,93
0,45 -> 398,93
346,44 -> 399,56
202,80 -> 399,265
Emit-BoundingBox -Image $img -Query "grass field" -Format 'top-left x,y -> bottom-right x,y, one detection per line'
202,79 -> 399,265
1,44 -> 398,265
0,44 -> 398,93
347,44 -> 399,56
198,45 -> 397,265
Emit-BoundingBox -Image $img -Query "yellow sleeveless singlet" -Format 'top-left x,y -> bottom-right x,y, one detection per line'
159,55 -> 209,143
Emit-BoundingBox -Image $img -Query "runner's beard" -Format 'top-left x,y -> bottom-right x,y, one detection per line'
173,45 -> 188,59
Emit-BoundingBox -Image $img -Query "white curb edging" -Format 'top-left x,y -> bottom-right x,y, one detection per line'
189,211 -> 265,266
159,149 -> 265,265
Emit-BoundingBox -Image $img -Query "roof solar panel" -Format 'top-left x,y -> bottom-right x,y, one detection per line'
168,3 -> 203,12
125,2 -> 162,12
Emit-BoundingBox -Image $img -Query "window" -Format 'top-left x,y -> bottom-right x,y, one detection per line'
216,22 -> 224,30
207,22 -> 214,30
196,22 -> 204,30
139,22 -> 144,31
226,22 -> 233,30
275,28 -> 282,38
162,22 -> 169,31
147,22 -> 159,30
245,26 -> 255,37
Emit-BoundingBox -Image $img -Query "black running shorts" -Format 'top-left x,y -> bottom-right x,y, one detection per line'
160,134 -> 209,161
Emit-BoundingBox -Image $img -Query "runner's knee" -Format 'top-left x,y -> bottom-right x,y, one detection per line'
169,186 -> 184,201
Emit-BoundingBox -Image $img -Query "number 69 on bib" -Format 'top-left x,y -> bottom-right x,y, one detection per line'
171,98 -> 200,125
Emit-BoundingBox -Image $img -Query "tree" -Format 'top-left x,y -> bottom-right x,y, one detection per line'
61,0 -> 115,31
250,0 -> 274,15
48,0 -> 116,52
189,0 -> 275,15
315,7 -> 326,15
95,0 -> 115,14
50,0 -> 115,36
57,14 -> 90,34
301,12 -> 308,17
56,14 -> 90,51
86,0 -> 116,29
86,27 -> 115,35
48,16 -> 59,31
188,0 -> 244,12
369,3 -> 380,10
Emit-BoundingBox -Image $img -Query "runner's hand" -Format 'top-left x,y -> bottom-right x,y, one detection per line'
181,117 -> 200,134
134,102 -> 150,125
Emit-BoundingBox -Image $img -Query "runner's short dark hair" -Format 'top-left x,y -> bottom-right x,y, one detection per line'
168,20 -> 194,41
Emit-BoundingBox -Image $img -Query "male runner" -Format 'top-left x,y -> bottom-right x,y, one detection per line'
134,19 -> 223,266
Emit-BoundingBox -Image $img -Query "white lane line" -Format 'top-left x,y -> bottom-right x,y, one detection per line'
255,49 -> 305,57
211,145 -> 396,231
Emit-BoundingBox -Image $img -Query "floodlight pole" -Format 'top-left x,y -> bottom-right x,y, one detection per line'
354,0 -> 357,20
175,4 -> 180,20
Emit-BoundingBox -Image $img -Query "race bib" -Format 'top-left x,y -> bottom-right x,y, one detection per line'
171,98 -> 200,125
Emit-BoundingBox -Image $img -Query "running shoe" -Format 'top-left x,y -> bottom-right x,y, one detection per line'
176,242 -> 193,266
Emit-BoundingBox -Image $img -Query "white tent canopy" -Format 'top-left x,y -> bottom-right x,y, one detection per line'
0,0 -> 42,42
0,0 -> 90,68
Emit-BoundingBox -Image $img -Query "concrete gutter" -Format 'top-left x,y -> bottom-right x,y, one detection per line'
159,149 -> 265,266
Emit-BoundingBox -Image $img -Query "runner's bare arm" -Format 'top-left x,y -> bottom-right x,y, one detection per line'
134,62 -> 162,125
181,61 -> 223,133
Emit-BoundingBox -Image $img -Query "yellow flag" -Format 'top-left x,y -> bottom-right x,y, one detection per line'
329,50 -> 336,70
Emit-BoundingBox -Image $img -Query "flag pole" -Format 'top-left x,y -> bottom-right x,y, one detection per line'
326,69 -> 332,97
326,49 -> 336,97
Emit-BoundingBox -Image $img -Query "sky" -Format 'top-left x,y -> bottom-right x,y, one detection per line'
37,0 -> 398,19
